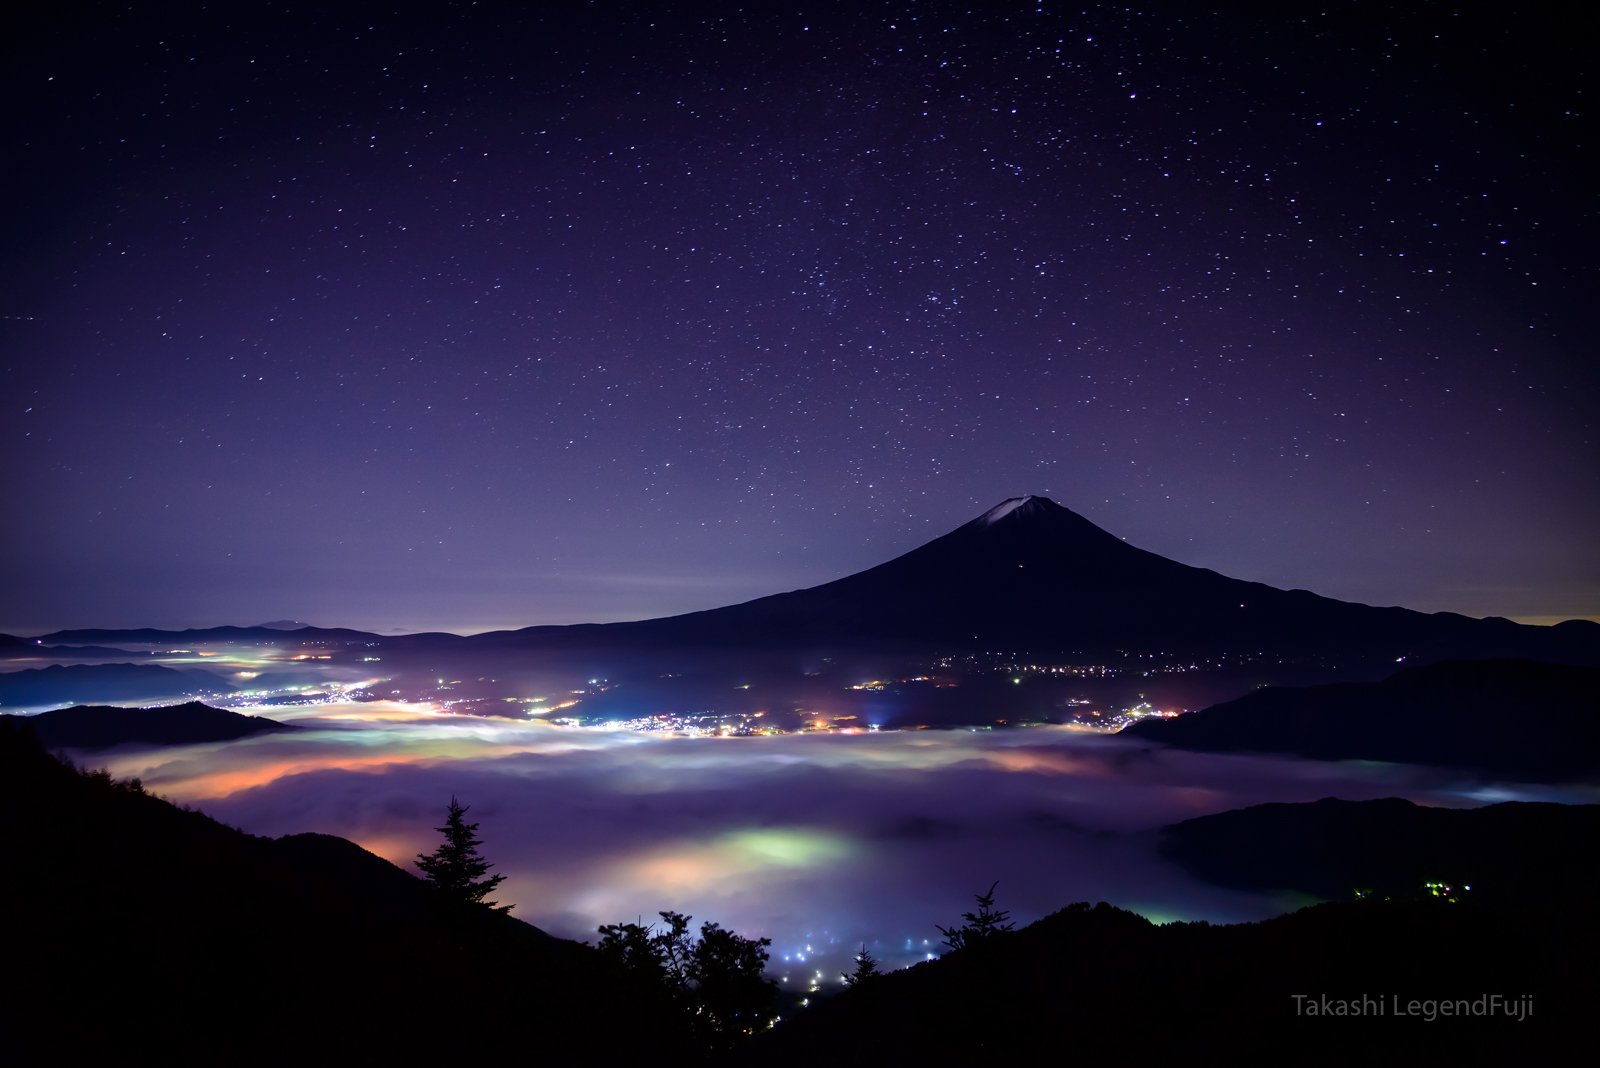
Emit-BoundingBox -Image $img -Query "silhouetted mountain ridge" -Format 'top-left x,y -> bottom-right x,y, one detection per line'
0,662 -> 236,707
762,893 -> 1585,1061
1161,796 -> 1600,904
35,623 -> 392,645
1125,658 -> 1600,781
0,719 -> 693,1059
488,496 -> 1600,663
24,498 -> 1599,669
5,700 -> 293,749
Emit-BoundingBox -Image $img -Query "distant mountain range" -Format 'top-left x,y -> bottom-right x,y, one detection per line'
0,663 -> 236,707
1125,659 -> 1600,781
27,623 -> 394,645
21,496 -> 1600,665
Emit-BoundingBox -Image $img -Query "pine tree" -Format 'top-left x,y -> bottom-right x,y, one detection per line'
842,944 -> 881,986
936,881 -> 1014,951
415,796 -> 509,911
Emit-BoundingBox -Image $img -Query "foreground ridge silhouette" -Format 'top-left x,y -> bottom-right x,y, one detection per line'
0,719 -> 695,1062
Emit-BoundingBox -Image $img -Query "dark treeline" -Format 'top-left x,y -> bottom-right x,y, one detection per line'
760,896 -> 1591,1063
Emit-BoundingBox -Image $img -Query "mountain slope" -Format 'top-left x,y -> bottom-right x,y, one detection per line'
26,497 -> 1598,668
1161,796 -> 1600,902
760,896 -> 1585,1062
1124,659 -> 1600,780
4,700 -> 294,749
0,662 -> 235,707
0,718 -> 693,1059
488,496 -> 1600,662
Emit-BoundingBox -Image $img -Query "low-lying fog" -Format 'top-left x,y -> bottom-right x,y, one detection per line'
79,700 -> 1588,986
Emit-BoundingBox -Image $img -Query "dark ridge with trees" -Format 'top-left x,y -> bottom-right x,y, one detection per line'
759,808 -> 1599,1059
761,897 -> 1589,1062
597,911 -> 779,1051
4,700 -> 294,749
0,719 -> 697,1061
935,880 -> 1015,950
1123,658 -> 1600,781
5,711 -> 1593,1060
1160,796 -> 1600,908
0,662 -> 235,707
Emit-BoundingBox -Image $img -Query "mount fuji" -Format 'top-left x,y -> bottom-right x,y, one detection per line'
28,496 -> 1596,667
482,495 -> 1599,664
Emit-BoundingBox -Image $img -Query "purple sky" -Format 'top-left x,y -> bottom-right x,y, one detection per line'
3,2 -> 1594,634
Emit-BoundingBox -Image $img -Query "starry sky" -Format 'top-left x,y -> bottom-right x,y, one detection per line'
3,1 -> 1595,634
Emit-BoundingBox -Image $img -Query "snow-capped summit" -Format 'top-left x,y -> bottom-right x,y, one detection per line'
977,496 -> 1040,525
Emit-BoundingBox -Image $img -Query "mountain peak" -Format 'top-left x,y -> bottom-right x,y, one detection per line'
975,495 -> 1059,526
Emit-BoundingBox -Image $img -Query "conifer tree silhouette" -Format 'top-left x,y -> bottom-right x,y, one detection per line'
842,944 -> 881,986
415,796 -> 508,911
936,881 -> 1014,951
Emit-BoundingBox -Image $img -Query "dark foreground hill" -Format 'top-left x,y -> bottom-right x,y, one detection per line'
762,790 -> 1599,1062
1123,658 -> 1600,781
1161,796 -> 1600,906
5,713 -> 1592,1062
762,896 -> 1589,1063
5,700 -> 293,749
0,719 -> 694,1062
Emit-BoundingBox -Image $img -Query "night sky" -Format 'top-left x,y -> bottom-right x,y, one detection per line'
4,2 -> 1594,635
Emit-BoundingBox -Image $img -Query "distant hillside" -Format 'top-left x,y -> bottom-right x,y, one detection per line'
35,623 -> 389,645
0,662 -> 235,707
1160,797 -> 1600,906
5,700 -> 293,749
0,631 -> 140,659
1123,659 -> 1600,781
0,719 -> 692,1059
0,642 -> 148,661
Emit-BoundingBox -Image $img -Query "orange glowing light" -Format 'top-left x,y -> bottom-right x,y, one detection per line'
985,749 -> 1100,775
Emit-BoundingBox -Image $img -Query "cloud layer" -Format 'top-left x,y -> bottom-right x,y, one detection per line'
89,704 -> 1586,980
